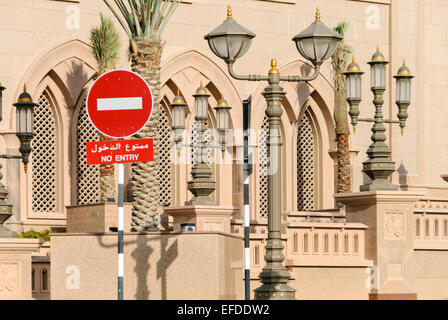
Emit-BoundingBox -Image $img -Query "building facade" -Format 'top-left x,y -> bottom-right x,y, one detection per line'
1,0 -> 448,300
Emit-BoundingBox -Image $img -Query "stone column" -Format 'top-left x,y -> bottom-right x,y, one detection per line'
335,191 -> 424,299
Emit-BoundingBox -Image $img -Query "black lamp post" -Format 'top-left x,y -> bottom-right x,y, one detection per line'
0,85 -> 36,237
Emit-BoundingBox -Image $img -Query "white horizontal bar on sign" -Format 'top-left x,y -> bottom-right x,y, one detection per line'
97,97 -> 142,111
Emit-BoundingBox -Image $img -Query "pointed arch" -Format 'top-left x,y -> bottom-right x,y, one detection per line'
159,50 -> 242,208
14,39 -> 97,228
250,59 -> 337,214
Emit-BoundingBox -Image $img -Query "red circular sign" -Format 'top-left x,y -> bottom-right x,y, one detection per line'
86,69 -> 153,138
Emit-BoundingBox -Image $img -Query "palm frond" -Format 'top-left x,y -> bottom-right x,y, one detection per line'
103,0 -> 181,40
90,12 -> 122,75
331,21 -> 352,90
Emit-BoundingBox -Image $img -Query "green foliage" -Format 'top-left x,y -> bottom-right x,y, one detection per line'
103,0 -> 181,40
90,12 -> 122,75
17,229 -> 51,242
333,21 -> 350,37
331,21 -> 352,90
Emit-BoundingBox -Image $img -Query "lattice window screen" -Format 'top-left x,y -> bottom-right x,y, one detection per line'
258,116 -> 270,218
32,92 -> 57,213
76,98 -> 101,205
297,111 -> 317,211
158,106 -> 174,206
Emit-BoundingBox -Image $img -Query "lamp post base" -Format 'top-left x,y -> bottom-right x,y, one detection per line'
360,179 -> 398,192
254,283 -> 296,300
0,225 -> 17,238
361,158 -> 397,191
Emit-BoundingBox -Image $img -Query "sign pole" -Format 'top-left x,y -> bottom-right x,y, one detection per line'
243,96 -> 252,300
85,69 -> 154,300
117,140 -> 124,300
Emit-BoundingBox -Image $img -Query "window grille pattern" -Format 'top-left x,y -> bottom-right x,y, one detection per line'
76,98 -> 101,205
297,111 -> 317,211
32,92 -> 57,213
158,106 -> 174,206
258,116 -> 270,218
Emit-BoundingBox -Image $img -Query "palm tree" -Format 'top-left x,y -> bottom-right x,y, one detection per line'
331,22 -> 352,194
90,13 -> 121,203
103,0 -> 181,231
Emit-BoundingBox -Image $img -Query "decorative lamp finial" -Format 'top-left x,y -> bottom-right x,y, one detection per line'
23,84 -> 27,92
353,124 -> 357,134
403,59 -> 406,66
177,88 -> 180,96
227,4 -> 232,19
377,44 -> 380,52
269,58 -> 279,74
352,56 -> 355,63
316,7 -> 320,21
401,128 -> 404,136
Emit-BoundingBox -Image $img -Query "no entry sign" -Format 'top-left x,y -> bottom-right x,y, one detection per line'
86,138 -> 154,165
86,69 -> 153,138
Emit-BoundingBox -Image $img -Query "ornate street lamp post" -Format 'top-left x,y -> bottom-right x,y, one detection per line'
204,6 -> 341,299
344,48 -> 413,191
185,83 -> 216,205
214,95 -> 231,158
171,89 -> 187,156
0,85 -> 36,237
170,85 -> 231,205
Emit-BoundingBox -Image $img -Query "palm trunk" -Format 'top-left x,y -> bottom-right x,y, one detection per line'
99,134 -> 116,202
334,87 -> 351,193
129,36 -> 163,231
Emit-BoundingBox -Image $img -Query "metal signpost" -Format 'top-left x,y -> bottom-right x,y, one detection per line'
243,96 -> 253,300
86,69 -> 153,300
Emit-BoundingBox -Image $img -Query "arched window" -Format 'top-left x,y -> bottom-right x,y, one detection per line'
31,268 -> 36,292
158,105 -> 174,206
76,98 -> 100,205
425,218 -> 430,237
41,268 -> 48,292
415,217 -> 421,238
344,233 -> 349,254
303,233 -> 309,253
324,233 -> 329,253
334,233 -> 339,254
444,219 -> 448,237
254,245 -> 260,266
32,91 -> 58,213
297,110 -> 318,211
293,232 -> 299,253
435,219 -> 439,237
354,233 -> 359,254
313,233 -> 319,253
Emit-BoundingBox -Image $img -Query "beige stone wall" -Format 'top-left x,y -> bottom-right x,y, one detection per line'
51,232 -> 244,300
0,0 -> 446,231
0,238 -> 44,300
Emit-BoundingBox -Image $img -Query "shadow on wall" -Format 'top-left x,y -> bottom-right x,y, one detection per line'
65,59 -> 91,108
397,161 -> 409,191
96,233 -> 178,300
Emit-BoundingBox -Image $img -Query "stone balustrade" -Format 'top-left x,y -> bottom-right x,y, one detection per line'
414,197 -> 448,250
